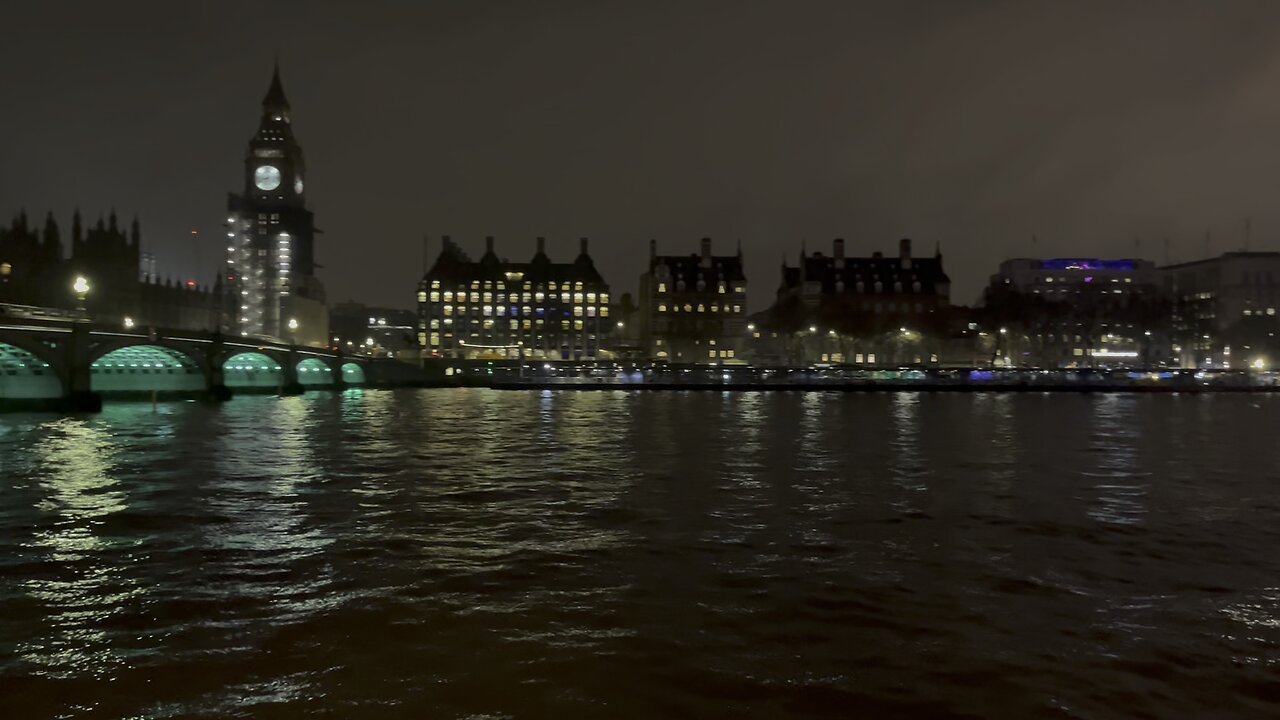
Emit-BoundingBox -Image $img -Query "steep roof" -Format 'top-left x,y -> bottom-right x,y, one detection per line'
263,61 -> 289,110
781,244 -> 949,296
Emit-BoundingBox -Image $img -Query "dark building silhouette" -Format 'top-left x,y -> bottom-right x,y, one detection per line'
1162,252 -> 1280,369
982,257 -> 1169,367
638,238 -> 749,362
417,236 -> 611,360
223,63 -> 327,345
0,210 -> 65,308
330,301 -> 418,355
0,209 -> 219,330
756,238 -> 951,365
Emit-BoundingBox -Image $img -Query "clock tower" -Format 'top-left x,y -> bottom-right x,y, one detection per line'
223,62 -> 326,343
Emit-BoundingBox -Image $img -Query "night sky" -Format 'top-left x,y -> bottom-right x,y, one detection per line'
5,0 -> 1280,310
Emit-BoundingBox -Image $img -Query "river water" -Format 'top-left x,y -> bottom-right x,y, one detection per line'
1,390 -> 1278,718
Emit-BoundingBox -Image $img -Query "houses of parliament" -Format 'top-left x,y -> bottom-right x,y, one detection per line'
0,64 -> 329,347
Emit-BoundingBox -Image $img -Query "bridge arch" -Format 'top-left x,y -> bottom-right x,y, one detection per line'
0,341 -> 63,398
223,351 -> 284,389
340,362 -> 366,385
90,344 -> 206,394
296,357 -> 335,387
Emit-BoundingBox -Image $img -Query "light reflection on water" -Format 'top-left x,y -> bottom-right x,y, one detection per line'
0,390 -> 1278,718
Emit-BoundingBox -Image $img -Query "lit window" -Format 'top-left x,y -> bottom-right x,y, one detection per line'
658,304 -> 667,312
483,292 -> 492,303
732,305 -> 741,313
470,292 -> 479,303
444,291 -> 454,302
601,294 -> 610,304
430,319 -> 440,329
867,353 -> 876,363
429,292 -> 439,302
697,304 -> 705,312
601,307 -> 609,317
657,283 -> 667,293
431,281 -> 440,289
535,292 -> 545,302
574,320 -> 583,330
709,349 -> 716,358
718,283 -> 726,294
418,291 -> 427,303
573,306 -> 584,317
587,306 -> 596,317
561,293 -> 570,303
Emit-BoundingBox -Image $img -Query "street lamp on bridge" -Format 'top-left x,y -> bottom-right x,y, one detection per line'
72,275 -> 90,314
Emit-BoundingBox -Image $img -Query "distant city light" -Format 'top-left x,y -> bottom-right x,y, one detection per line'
72,276 -> 90,295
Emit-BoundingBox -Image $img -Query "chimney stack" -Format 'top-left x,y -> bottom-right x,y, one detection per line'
580,237 -> 589,256
422,234 -> 430,274
649,238 -> 657,262
485,235 -> 495,254
536,236 -> 546,256
899,238 -> 912,269
700,237 -> 712,267
834,238 -> 845,267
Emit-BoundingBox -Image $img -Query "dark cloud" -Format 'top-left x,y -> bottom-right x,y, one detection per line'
4,0 -> 1280,308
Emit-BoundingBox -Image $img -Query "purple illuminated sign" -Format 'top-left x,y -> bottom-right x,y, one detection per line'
1037,258 -> 1136,271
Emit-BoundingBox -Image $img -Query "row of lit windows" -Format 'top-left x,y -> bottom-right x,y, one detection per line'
1032,288 -> 1131,295
657,303 -> 742,314
435,305 -> 610,317
422,291 -> 609,304
427,318 -> 600,331
1039,276 -> 1134,284
427,320 -> 593,343
656,282 -> 746,294
429,279 -> 599,293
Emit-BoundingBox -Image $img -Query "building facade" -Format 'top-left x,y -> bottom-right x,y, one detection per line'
330,301 -> 418,356
638,238 -> 748,363
982,257 -> 1169,367
1162,252 -> 1280,368
417,236 -> 611,360
756,238 -> 950,365
0,209 -> 220,331
223,64 -> 327,346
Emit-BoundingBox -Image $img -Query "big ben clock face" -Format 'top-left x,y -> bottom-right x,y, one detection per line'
294,175 -> 304,194
254,165 -> 282,191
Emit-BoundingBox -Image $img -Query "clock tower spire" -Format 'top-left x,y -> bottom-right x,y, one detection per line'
222,62 -> 325,344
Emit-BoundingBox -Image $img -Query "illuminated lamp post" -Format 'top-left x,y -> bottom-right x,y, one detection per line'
72,275 -> 90,315
288,317 -> 299,346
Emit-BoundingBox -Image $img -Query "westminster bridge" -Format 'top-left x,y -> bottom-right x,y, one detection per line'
0,304 -> 381,410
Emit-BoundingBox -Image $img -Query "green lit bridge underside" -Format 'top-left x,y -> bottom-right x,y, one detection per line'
0,341 -> 367,400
